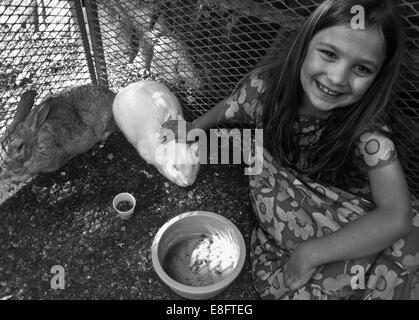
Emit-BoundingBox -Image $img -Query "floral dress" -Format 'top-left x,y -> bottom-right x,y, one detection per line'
218,69 -> 419,300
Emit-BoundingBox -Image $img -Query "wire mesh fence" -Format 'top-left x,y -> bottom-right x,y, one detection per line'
1,0 -> 419,200
0,0 -> 93,132
88,0 -> 308,119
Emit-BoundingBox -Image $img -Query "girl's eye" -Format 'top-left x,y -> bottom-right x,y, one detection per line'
319,50 -> 336,60
354,65 -> 372,75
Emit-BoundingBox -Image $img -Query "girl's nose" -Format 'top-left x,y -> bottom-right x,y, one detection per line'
326,62 -> 350,87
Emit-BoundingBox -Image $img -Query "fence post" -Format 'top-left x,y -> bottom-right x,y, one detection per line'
84,0 -> 109,88
72,0 -> 97,85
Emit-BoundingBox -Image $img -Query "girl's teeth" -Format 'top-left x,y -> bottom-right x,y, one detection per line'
318,82 -> 340,96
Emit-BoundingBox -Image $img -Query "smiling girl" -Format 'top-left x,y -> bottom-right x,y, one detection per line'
162,0 -> 419,299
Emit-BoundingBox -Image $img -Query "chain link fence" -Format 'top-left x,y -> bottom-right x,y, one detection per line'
1,0 -> 419,199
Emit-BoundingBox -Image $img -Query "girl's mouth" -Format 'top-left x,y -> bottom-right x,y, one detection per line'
315,80 -> 343,97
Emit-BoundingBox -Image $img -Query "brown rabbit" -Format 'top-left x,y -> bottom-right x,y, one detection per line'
0,84 -> 116,182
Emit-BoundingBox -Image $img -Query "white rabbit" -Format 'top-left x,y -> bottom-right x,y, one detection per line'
112,80 -> 200,187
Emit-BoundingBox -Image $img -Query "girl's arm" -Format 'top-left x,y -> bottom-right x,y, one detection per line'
162,69 -> 264,138
303,159 -> 412,266
191,69 -> 265,130
160,98 -> 228,143
191,98 -> 229,131
285,160 -> 412,290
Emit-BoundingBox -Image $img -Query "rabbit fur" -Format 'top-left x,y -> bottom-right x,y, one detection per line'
112,80 -> 200,187
0,84 -> 116,182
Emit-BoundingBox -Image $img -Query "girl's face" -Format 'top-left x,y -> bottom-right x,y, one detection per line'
299,24 -> 386,118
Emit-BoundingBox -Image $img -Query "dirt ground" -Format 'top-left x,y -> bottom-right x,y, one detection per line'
0,131 -> 259,300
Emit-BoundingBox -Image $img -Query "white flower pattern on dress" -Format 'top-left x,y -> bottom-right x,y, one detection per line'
285,209 -> 315,240
237,86 -> 247,104
385,239 -> 405,258
250,69 -> 264,92
255,195 -> 274,224
366,265 -> 404,300
312,211 -> 341,237
266,219 -> 285,243
357,131 -> 396,167
402,252 -> 419,271
322,274 -> 352,292
225,98 -> 240,119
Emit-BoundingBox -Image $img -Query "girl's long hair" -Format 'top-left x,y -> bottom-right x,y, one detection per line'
260,0 -> 404,183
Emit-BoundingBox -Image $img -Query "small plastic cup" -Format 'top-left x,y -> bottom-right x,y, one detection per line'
113,192 -> 136,220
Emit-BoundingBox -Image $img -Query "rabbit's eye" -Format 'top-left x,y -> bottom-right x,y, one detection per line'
16,143 -> 23,153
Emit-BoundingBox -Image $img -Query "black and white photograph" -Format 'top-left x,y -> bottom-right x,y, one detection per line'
0,0 -> 418,305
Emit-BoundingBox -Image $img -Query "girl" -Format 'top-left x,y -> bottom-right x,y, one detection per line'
163,0 -> 419,299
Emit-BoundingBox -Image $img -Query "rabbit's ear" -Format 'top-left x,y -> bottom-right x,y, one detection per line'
8,90 -> 36,134
31,100 -> 53,131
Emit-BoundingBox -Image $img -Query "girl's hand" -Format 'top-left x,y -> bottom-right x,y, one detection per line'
283,242 -> 318,291
160,120 -> 195,143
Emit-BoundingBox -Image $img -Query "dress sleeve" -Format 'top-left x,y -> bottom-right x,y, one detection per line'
354,127 -> 398,171
217,68 -> 265,128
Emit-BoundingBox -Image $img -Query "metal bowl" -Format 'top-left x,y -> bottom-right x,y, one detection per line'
151,211 -> 246,300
